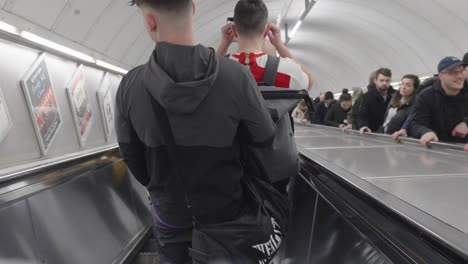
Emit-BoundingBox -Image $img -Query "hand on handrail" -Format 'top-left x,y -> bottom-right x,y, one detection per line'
359,127 -> 371,135
420,132 -> 439,147
391,129 -> 407,141
340,124 -> 352,133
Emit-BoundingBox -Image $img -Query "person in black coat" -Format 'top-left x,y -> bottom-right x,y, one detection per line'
390,76 -> 438,140
382,74 -> 420,135
312,91 -> 336,124
324,90 -> 352,128
409,57 -> 468,145
357,68 -> 397,134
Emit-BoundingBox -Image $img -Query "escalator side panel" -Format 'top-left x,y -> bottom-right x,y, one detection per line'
309,196 -> 392,264
284,172 -> 392,263
283,175 -> 317,261
27,162 -> 144,264
0,200 -> 39,264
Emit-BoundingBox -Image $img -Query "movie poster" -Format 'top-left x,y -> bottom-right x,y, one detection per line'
97,73 -> 114,142
21,54 -> 62,155
66,65 -> 93,147
0,88 -> 12,144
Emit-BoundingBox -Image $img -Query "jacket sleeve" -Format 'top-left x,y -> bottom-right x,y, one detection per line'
400,111 -> 413,131
347,96 -> 361,129
409,93 -> 433,138
324,105 -> 340,127
357,94 -> 370,129
386,107 -> 411,135
115,81 -> 150,186
239,69 -> 275,147
312,105 -> 322,124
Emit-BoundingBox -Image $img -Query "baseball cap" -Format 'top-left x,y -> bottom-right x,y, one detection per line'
438,56 -> 466,73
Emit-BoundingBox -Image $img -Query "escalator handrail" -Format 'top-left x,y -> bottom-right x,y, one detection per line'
0,144 -> 118,183
299,124 -> 466,152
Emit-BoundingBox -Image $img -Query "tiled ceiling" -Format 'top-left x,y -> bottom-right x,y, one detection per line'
0,0 -> 295,69
1,0 -> 468,96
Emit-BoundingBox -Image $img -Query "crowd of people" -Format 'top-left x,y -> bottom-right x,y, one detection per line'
116,0 -> 312,263
114,0 -> 467,262
295,55 -> 468,151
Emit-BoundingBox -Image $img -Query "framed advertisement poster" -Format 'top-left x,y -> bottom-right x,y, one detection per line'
0,88 -> 12,144
20,54 -> 62,155
66,65 -> 93,147
96,73 -> 114,142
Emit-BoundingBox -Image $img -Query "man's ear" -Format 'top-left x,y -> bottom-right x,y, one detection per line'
263,23 -> 272,38
232,24 -> 239,38
144,12 -> 157,33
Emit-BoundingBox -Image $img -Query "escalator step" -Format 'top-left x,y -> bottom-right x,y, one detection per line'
133,252 -> 159,264
141,238 -> 158,252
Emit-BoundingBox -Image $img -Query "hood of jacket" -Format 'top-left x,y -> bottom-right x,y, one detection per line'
142,42 -> 219,114
433,79 -> 468,102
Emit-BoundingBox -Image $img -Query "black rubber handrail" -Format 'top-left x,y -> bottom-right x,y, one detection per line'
0,145 -> 119,183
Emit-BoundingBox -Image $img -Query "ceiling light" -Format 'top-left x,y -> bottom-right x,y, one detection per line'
96,60 -> 128,74
289,20 -> 302,38
21,31 -> 95,63
0,21 -> 19,35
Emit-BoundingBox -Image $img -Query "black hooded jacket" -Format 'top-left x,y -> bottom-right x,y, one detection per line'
115,42 -> 275,238
357,84 -> 396,132
409,80 -> 468,143
324,103 -> 350,127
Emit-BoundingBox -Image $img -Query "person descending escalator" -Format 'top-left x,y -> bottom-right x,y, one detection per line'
115,0 -> 288,263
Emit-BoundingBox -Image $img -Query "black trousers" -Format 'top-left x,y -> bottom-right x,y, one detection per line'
157,240 -> 192,264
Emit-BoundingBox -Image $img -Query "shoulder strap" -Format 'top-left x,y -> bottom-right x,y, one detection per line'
262,55 -> 280,86
144,88 -> 196,224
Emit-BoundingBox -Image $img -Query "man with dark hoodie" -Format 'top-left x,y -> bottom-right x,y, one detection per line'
313,91 -> 335,124
115,0 -> 275,263
358,68 -> 396,134
409,57 -> 468,146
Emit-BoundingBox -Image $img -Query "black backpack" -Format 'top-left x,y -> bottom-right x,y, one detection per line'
254,55 -> 301,184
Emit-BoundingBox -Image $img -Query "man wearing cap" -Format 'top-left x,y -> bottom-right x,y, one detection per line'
409,56 -> 468,146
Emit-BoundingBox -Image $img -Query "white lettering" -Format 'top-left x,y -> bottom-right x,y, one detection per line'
252,217 -> 283,264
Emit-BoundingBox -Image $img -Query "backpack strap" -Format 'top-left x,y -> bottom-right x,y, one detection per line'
261,55 -> 280,86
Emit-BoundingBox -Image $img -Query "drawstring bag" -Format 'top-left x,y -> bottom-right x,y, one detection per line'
147,86 -> 289,264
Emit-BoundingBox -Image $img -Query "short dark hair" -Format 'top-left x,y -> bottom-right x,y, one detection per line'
339,93 -> 352,102
129,0 -> 191,13
463,52 -> 468,65
324,91 -> 334,100
374,68 -> 392,79
234,0 -> 268,36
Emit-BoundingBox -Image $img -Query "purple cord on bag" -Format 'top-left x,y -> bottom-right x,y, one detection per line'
150,205 -> 187,229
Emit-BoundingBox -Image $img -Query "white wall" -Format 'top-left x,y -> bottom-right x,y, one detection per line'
287,0 -> 468,97
0,37 -> 121,172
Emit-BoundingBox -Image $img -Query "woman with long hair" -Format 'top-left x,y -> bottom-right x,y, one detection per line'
383,74 -> 420,135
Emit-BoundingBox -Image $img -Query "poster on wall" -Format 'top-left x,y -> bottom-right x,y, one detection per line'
20,54 -> 62,155
66,65 -> 93,147
97,73 -> 115,142
0,88 -> 12,144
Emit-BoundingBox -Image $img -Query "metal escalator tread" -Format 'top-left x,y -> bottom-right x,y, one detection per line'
141,238 -> 158,252
133,252 -> 159,264
132,238 -> 159,264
